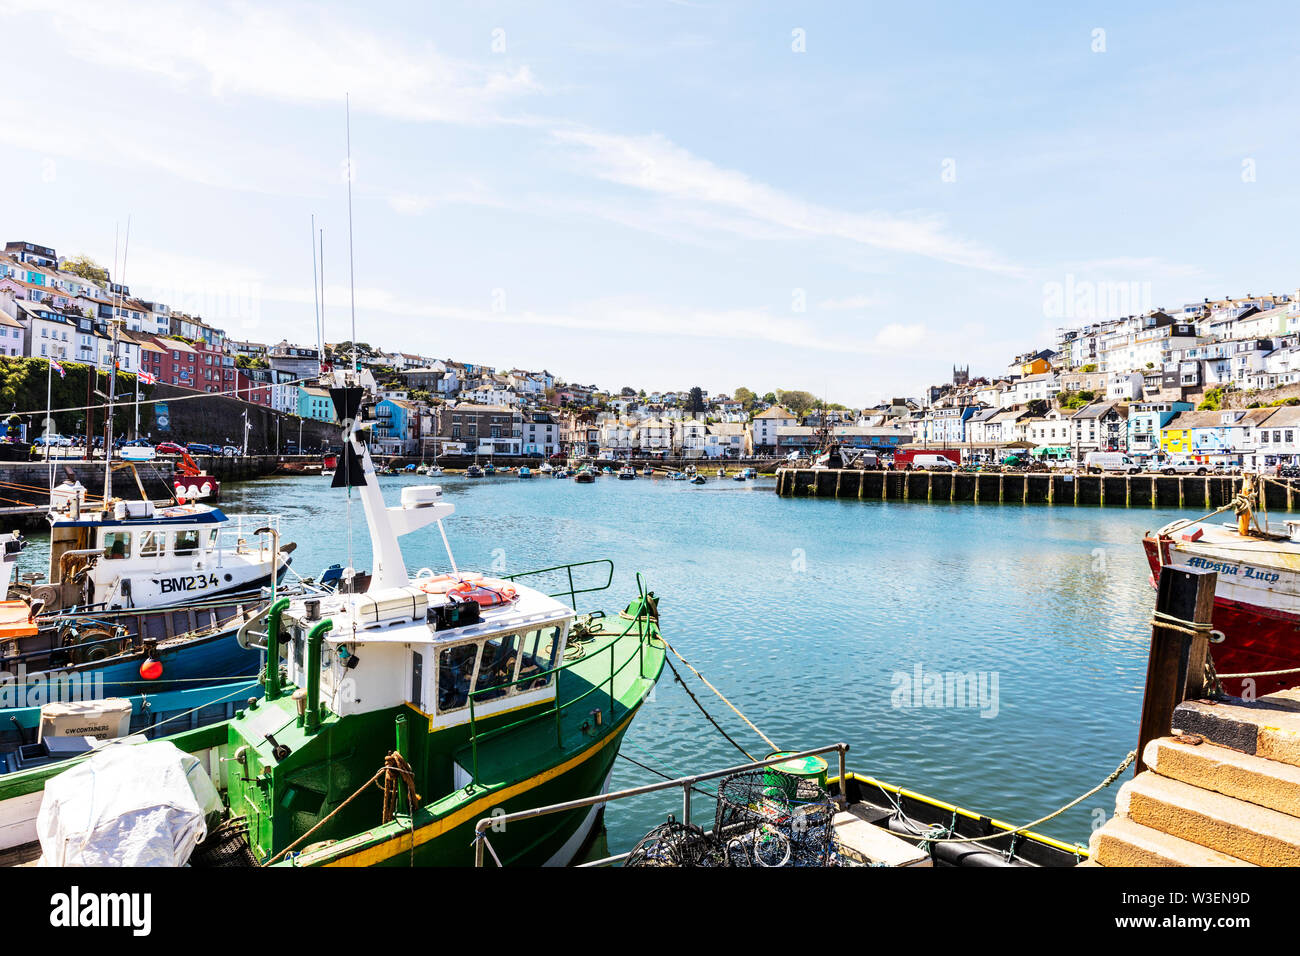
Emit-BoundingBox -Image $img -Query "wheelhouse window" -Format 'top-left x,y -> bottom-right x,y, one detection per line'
139,530 -> 165,557
437,643 -> 479,713
474,633 -> 521,703
173,529 -> 201,556
102,531 -> 131,559
516,626 -> 562,692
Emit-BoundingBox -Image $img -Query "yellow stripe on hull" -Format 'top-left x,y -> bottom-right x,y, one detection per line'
314,707 -> 640,867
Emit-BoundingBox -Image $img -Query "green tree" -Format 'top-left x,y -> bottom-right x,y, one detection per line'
760,392 -> 777,405
688,386 -> 705,413
61,254 -> 109,286
776,389 -> 817,416
734,386 -> 756,408
1080,363 -> 1098,373
1198,387 -> 1224,411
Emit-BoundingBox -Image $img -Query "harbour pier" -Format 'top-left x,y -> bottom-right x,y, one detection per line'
775,467 -> 1300,511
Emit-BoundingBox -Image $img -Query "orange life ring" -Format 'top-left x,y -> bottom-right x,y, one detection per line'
418,572 -> 484,595
448,580 -> 519,607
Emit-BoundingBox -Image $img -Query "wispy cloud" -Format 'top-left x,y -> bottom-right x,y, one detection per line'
1,0 -> 540,125
551,128 -> 1023,275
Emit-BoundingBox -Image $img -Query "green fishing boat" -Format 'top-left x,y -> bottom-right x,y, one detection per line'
0,374 -> 665,867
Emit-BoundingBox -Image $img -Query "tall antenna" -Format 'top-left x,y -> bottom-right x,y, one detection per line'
105,215 -> 131,501
318,228 -> 325,372
345,93 -> 358,376
311,214 -> 322,376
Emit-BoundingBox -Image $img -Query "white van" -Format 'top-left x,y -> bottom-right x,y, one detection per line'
910,454 -> 957,471
1083,452 -> 1140,474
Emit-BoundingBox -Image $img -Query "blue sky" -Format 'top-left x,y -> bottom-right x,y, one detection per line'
2,0 -> 1298,405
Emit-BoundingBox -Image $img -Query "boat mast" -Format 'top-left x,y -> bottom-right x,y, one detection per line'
345,94 -> 358,377
104,216 -> 129,503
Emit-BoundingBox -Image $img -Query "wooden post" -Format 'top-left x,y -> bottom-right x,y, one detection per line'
1135,565 -> 1216,776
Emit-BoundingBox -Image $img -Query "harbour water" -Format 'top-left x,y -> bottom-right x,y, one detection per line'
16,473 -> 1210,853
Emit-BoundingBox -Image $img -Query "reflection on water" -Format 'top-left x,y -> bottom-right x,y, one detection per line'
17,472 -> 1207,853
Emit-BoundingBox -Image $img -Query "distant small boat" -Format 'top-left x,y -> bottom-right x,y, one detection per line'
428,465 -> 443,475
641,466 -> 653,477
574,468 -> 596,484
484,463 -> 496,475
601,466 -> 614,475
467,465 -> 483,478
553,469 -> 570,479
733,472 -> 746,481
519,467 -> 533,479
617,466 -> 636,480
539,462 -> 553,474
690,475 -> 707,485
669,471 -> 688,481
716,468 -> 726,478
321,469 -> 335,478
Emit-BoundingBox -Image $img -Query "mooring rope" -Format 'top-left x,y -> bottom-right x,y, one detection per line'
1147,609 -> 1214,637
661,652 -> 756,761
659,635 -> 779,754
1148,611 -> 1300,681
1215,665 -> 1300,679
904,749 -> 1137,848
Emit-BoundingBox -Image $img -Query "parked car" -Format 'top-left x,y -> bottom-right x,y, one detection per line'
155,442 -> 187,455
221,445 -> 240,457
1154,457 -> 1208,476
32,435 -> 67,447
119,441 -> 156,462
187,443 -> 216,455
1083,452 -> 1141,474
910,454 -> 958,471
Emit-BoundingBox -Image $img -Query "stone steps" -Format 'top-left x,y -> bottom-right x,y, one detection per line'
1142,736 -> 1300,819
1115,769 -> 1300,866
1087,814 -> 1255,867
1173,692 -> 1300,769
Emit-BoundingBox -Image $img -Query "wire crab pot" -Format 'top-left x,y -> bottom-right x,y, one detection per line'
715,768 -> 836,867
624,820 -> 727,868
625,769 -> 836,867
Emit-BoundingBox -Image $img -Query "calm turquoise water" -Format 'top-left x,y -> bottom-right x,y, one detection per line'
20,471 -> 1206,853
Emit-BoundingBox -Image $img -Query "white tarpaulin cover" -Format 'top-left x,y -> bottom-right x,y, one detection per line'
37,738 -> 222,867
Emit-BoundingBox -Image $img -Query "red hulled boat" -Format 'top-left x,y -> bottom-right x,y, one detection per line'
1143,477 -> 1300,697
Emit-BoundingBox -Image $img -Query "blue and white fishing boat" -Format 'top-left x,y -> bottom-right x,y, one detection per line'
0,477 -> 300,712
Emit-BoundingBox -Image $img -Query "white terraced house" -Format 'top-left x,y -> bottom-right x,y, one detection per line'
1001,373 -> 1060,407
751,405 -> 796,454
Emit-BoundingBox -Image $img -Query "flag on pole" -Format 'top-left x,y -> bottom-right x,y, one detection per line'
138,370 -> 156,385
49,359 -> 65,379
